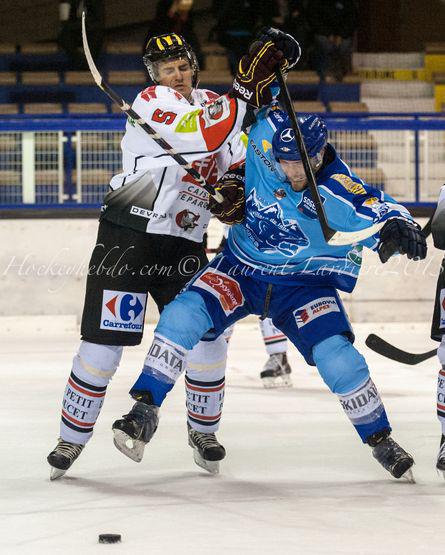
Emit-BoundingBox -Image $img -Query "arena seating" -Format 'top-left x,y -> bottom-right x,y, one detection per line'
21,43 -> 58,55
329,101 -> 368,112
108,71 -> 146,85
23,103 -> 63,114
0,38 -> 364,113
68,103 -> 108,114
293,101 -> 326,113
0,44 -> 15,55
202,44 -> 229,72
0,40 -> 443,117
105,42 -> 141,55
64,71 -> 95,85
0,72 -> 16,85
21,71 -> 60,85
0,103 -> 18,114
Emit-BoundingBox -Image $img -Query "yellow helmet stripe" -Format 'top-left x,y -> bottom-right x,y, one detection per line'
156,38 -> 165,50
165,35 -> 173,46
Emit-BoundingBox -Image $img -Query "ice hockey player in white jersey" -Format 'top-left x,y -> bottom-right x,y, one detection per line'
429,185 -> 445,476
47,31 -> 291,478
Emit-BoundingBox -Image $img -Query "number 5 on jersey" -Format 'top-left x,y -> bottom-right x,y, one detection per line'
152,109 -> 177,125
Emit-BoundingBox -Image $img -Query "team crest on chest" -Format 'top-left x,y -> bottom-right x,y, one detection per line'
245,190 -> 309,257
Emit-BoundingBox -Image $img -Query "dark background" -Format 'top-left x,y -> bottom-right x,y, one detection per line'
0,0 -> 444,51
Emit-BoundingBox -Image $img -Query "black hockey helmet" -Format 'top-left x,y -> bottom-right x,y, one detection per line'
143,33 -> 199,88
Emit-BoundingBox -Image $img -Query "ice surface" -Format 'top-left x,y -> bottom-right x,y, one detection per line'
1,320 -> 444,554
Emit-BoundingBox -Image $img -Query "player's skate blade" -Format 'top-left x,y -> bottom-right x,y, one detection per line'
47,439 -> 84,480
261,373 -> 292,389
112,401 -> 159,462
402,468 -> 415,483
112,429 -> 146,463
192,450 -> 220,474
188,426 -> 226,475
50,467 -> 67,480
260,354 -> 292,389
371,436 -> 415,481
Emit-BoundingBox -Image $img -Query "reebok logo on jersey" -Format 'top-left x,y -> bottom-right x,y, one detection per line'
100,290 -> 146,332
194,269 -> 244,315
293,297 -> 340,328
232,79 -> 253,101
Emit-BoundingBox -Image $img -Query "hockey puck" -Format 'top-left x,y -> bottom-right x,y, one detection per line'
98,534 -> 121,544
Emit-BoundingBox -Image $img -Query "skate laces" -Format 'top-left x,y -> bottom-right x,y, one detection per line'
438,441 -> 445,461
376,437 -> 408,464
124,402 -> 158,423
263,353 -> 285,372
190,429 -> 220,449
55,440 -> 83,458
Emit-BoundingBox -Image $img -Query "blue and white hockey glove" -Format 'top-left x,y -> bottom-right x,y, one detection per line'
378,218 -> 427,263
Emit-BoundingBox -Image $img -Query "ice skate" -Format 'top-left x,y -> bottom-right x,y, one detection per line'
260,353 -> 292,389
188,424 -> 226,474
47,439 -> 84,480
436,435 -> 445,478
112,400 -> 159,463
370,434 -> 415,482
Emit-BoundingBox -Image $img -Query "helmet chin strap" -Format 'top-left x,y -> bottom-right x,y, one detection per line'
311,152 -> 323,172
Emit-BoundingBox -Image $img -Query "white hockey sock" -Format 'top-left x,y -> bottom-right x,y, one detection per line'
185,335 -> 227,433
60,341 -> 122,445
259,317 -> 287,356
437,340 -> 445,435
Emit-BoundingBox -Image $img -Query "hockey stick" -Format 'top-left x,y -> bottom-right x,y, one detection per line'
275,68 -> 385,246
81,12 -> 223,204
365,215 -> 436,364
365,334 -> 436,365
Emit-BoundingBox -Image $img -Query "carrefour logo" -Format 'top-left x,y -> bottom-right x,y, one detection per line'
100,290 -> 146,332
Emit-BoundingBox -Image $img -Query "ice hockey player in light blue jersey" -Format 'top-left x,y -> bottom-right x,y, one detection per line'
228,105 -> 423,290
113,106 -> 427,481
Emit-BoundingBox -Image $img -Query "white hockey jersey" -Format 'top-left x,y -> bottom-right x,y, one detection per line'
102,85 -> 246,242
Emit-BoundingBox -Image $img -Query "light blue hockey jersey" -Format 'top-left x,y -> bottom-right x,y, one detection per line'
226,106 -> 413,292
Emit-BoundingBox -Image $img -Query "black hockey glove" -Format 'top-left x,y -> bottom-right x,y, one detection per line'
230,40 -> 286,107
256,27 -> 301,70
378,218 -> 427,263
208,166 -> 245,225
